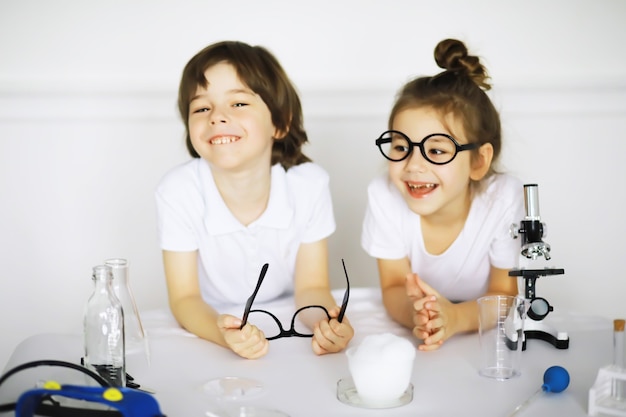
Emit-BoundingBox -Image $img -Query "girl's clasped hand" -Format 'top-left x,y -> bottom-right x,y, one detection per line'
406,273 -> 456,351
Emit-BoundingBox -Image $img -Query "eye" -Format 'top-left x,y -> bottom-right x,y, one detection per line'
424,136 -> 456,155
393,144 -> 410,153
192,107 -> 210,114
427,147 -> 447,156
233,102 -> 248,108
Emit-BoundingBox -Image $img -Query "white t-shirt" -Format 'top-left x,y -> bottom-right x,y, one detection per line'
155,159 -> 336,308
361,173 -> 524,302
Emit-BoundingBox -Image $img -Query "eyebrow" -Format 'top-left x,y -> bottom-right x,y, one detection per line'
190,87 -> 256,103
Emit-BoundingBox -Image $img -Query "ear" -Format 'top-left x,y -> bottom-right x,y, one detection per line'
470,143 -> 494,181
273,127 -> 289,140
273,112 -> 293,140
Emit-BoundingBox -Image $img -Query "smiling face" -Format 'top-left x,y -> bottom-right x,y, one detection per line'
187,61 -> 280,173
388,107 -> 479,222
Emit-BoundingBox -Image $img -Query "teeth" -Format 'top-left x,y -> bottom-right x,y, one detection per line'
210,136 -> 239,144
408,183 -> 436,190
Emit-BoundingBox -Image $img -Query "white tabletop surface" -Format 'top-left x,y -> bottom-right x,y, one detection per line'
0,288 -> 615,417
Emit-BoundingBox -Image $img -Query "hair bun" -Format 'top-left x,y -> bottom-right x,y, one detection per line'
434,38 -> 491,90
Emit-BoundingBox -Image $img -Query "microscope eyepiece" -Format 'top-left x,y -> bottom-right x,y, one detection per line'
524,184 -> 541,221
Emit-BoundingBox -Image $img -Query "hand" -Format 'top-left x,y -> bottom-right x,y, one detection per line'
407,273 -> 456,351
311,306 -> 354,355
406,273 -> 430,336
217,314 -> 269,359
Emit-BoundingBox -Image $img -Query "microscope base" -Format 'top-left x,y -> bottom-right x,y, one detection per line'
522,319 -> 569,350
524,330 -> 569,350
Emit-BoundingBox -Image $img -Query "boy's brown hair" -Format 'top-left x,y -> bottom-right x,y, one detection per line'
178,41 -> 310,169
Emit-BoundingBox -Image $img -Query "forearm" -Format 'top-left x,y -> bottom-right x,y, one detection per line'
446,300 -> 480,335
446,292 -> 514,335
295,286 -> 338,329
447,267 -> 519,335
170,295 -> 228,347
382,285 -> 416,330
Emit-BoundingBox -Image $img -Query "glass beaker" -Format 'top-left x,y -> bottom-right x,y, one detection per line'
104,258 -> 149,362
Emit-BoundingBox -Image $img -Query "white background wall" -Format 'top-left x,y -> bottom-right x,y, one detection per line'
1,0 -> 625,369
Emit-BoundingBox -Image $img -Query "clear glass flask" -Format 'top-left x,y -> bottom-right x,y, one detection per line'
83,265 -> 126,386
104,258 -> 148,359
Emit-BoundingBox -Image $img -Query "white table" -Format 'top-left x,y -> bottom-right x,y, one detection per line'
0,288 -> 614,416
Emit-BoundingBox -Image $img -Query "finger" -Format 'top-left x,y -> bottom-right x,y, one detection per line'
406,272 -> 424,299
412,327 -> 430,340
218,314 -> 243,330
235,338 -> 269,359
228,326 -> 269,357
245,339 -> 270,359
311,324 -> 332,352
418,340 -> 444,351
423,327 -> 445,345
313,321 -> 345,353
311,338 -> 328,356
330,317 -> 354,338
226,324 -> 262,347
326,306 -> 341,318
424,299 -> 442,314
413,295 -> 436,312
412,309 -> 429,326
415,276 -> 441,298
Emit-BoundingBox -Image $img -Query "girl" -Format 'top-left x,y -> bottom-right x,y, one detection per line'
361,38 -> 524,351
156,41 -> 353,359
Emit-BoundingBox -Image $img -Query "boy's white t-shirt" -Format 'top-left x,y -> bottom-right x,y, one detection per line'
155,159 -> 336,308
361,173 -> 524,302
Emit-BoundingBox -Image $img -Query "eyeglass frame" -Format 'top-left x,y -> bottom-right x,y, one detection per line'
239,260 -> 350,341
375,129 -> 479,165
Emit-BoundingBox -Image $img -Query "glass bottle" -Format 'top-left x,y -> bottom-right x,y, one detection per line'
104,258 -> 148,359
83,264 -> 126,387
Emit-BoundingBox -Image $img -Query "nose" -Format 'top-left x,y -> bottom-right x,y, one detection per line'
405,147 -> 429,172
209,106 -> 228,125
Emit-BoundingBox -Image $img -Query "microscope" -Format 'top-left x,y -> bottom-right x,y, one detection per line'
509,184 -> 569,350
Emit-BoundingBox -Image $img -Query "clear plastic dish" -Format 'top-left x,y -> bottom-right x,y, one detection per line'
201,377 -> 265,401
336,377 -> 413,409
205,405 -> 290,417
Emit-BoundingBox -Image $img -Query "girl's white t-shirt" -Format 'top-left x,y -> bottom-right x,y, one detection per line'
155,159 -> 336,308
361,173 -> 524,302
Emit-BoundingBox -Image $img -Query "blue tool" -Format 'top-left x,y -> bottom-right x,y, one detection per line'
15,381 -> 165,417
508,366 -> 570,416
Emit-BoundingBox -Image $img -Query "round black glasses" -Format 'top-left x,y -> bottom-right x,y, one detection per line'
375,130 -> 479,165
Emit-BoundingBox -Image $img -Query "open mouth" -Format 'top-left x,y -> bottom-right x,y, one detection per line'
406,182 -> 438,197
210,135 -> 240,145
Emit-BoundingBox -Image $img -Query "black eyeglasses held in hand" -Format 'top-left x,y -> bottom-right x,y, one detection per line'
375,130 -> 479,165
239,260 -> 350,341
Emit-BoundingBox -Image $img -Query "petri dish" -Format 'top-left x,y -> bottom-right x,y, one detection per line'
220,406 -> 289,417
201,377 -> 265,401
336,377 -> 413,409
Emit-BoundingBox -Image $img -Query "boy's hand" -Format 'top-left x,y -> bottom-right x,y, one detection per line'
311,306 -> 354,355
217,314 -> 269,359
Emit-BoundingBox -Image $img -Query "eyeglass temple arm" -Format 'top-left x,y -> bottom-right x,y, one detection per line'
240,263 -> 269,329
338,259 -> 350,323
